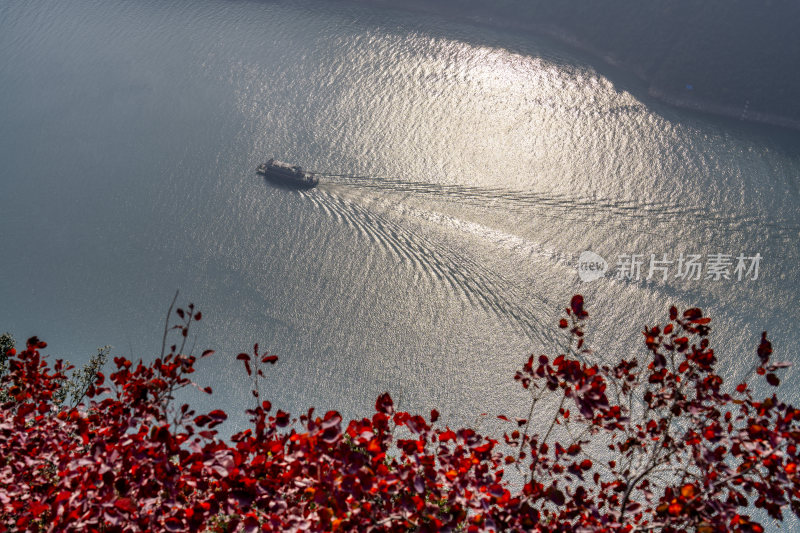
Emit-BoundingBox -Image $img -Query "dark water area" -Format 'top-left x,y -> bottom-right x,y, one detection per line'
2,5 -> 800,511
365,0 -> 800,129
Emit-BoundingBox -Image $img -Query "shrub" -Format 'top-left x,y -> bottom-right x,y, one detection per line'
1,296 -> 798,532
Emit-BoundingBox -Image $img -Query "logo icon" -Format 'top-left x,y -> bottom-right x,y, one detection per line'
577,251 -> 608,282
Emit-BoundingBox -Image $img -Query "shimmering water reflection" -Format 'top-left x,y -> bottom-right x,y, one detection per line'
1,0 -> 799,445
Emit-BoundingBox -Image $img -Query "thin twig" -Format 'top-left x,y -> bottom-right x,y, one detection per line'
178,315 -> 191,356
517,387 -> 545,481
161,290 -> 179,359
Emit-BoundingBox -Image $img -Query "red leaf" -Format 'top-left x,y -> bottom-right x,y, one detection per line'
202,350 -> 214,358
375,392 -> 394,415
570,294 -> 588,319
757,331 -> 772,364
626,502 -> 642,513
566,444 -> 581,455
115,497 -> 136,513
439,429 -> 456,442
193,415 -> 212,428
164,517 -> 183,532
275,410 -> 290,427
29,501 -> 48,518
766,373 -> 780,387
261,355 -> 278,364
683,308 -> 703,320
547,486 -> 565,505
236,353 -> 250,361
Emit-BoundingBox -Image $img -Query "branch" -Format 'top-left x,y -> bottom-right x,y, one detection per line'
161,290 -> 179,359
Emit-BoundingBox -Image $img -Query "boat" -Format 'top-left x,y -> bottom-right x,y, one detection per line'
257,159 -> 319,189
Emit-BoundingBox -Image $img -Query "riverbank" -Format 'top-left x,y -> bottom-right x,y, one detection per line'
356,0 -> 800,132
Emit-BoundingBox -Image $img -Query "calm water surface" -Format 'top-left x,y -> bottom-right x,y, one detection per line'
2,0 -> 800,457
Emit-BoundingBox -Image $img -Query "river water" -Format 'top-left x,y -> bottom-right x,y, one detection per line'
2,0 -> 799,446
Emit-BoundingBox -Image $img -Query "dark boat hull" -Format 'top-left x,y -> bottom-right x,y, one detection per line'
257,159 -> 319,189
257,168 -> 319,189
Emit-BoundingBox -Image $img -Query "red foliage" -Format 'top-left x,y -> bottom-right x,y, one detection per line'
1,298 -> 799,531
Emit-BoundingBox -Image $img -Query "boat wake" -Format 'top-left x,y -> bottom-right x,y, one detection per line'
293,172 -> 797,353
312,173 -> 799,237
302,188 -> 564,350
